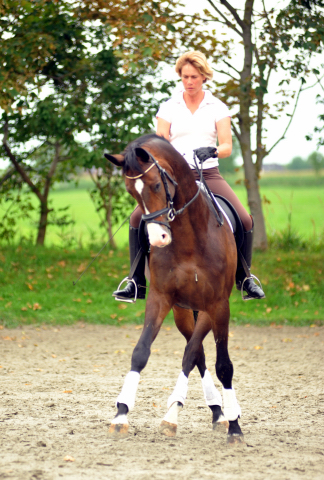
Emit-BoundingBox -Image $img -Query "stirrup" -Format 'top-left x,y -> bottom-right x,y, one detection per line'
113,277 -> 137,303
241,274 -> 263,302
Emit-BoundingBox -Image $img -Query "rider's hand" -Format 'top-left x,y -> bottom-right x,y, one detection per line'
194,147 -> 218,162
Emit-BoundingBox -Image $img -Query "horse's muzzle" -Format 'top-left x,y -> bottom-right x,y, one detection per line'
147,223 -> 172,247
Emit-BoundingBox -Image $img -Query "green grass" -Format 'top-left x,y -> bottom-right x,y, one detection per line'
0,245 -> 323,328
223,170 -> 324,240
4,171 -> 323,248
1,171 -> 323,328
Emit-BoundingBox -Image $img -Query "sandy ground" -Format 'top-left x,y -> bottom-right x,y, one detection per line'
1,322 -> 324,480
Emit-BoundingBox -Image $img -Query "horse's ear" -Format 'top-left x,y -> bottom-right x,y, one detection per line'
104,153 -> 125,167
135,147 -> 150,163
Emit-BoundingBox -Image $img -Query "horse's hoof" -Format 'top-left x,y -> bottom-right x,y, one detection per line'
159,420 -> 177,437
213,419 -> 229,432
227,433 -> 245,444
108,423 -> 129,438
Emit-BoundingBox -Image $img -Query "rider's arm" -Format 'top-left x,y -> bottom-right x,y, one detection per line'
156,117 -> 171,141
216,116 -> 232,158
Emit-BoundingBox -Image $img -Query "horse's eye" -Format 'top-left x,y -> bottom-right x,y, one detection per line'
153,182 -> 161,193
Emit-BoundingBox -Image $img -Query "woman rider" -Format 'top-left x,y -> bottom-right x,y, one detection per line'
113,50 -> 265,302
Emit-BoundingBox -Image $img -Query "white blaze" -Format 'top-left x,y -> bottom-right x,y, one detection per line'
135,179 -> 149,214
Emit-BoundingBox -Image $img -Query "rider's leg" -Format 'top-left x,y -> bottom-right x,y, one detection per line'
235,217 -> 265,300
113,206 -> 146,300
194,167 -> 265,300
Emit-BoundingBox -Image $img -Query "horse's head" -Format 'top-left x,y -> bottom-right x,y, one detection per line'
105,141 -> 177,248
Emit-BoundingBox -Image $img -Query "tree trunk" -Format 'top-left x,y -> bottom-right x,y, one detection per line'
36,201 -> 49,246
242,147 -> 268,250
239,0 -> 268,250
105,204 -> 117,249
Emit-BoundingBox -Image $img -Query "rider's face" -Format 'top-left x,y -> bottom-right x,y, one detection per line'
181,63 -> 206,96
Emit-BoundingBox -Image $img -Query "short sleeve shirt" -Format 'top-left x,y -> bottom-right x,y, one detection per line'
156,90 -> 230,169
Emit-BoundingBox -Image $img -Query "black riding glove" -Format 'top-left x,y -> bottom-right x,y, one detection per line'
193,147 -> 218,162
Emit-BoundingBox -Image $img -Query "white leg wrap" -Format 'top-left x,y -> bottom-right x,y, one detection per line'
111,414 -> 129,425
167,372 -> 188,409
116,371 -> 140,412
163,401 -> 182,424
222,387 -> 241,421
201,369 -> 222,407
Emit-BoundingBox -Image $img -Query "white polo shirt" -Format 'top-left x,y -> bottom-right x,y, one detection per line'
156,90 -> 230,169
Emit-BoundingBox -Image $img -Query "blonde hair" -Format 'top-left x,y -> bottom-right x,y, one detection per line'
175,51 -> 213,83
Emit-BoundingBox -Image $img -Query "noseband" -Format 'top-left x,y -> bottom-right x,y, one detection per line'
125,149 -> 202,230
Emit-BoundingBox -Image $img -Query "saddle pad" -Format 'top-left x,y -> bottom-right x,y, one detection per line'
213,194 -> 244,250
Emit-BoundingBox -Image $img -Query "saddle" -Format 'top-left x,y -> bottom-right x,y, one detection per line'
212,194 -> 244,251
197,181 -> 244,251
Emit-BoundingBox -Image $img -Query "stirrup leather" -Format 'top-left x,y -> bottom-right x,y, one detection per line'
241,274 -> 263,302
113,277 -> 137,303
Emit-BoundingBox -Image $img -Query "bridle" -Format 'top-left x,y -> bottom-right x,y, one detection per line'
125,148 -> 203,230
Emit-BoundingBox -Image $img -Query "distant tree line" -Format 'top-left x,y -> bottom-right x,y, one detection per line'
287,151 -> 324,173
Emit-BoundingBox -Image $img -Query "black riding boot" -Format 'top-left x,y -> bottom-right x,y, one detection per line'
236,222 -> 265,301
113,226 -> 146,301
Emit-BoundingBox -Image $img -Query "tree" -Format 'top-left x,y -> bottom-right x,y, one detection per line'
0,0 -> 173,245
0,0 -> 94,244
307,151 -> 324,174
287,156 -> 309,170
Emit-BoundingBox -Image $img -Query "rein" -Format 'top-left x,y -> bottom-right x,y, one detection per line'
125,149 -> 203,228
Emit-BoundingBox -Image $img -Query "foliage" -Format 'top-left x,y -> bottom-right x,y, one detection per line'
286,151 -> 324,173
307,151 -> 324,174
0,0 -> 173,245
87,165 -> 136,249
0,172 -> 34,242
286,156 -> 310,170
78,0 -> 224,71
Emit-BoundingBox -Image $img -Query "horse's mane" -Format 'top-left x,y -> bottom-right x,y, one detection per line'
122,133 -> 176,174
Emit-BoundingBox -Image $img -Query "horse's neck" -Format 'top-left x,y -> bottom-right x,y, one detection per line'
174,184 -> 209,236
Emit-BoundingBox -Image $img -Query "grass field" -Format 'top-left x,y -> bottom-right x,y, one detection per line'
0,245 -> 323,328
5,170 -> 324,248
1,170 -> 323,328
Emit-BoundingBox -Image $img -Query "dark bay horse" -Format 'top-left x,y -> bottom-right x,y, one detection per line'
105,134 -> 244,443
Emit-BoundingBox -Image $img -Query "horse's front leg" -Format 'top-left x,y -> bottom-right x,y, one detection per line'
109,295 -> 170,438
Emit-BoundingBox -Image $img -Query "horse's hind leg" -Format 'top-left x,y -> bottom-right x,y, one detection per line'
191,312 -> 229,431
160,308 -> 226,436
212,305 -> 244,444
109,297 -> 170,438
